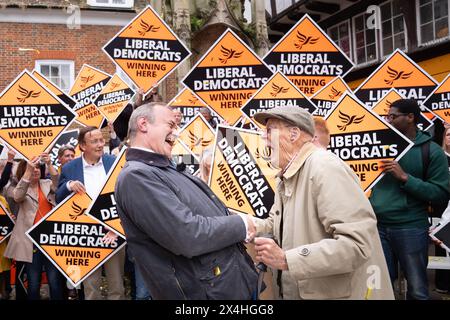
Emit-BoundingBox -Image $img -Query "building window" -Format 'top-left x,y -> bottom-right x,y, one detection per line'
328,20 -> 352,61
352,12 -> 378,65
418,0 -> 449,45
87,0 -> 134,9
275,0 -> 293,14
35,60 -> 74,93
380,0 -> 407,56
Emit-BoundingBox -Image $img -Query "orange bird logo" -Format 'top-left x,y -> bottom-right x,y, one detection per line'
70,201 -> 86,220
138,20 -> 160,36
294,31 -> 319,49
110,82 -> 120,90
329,86 -> 343,99
188,130 -> 212,148
384,66 -> 413,86
270,83 -> 289,97
337,110 -> 365,131
80,74 -> 95,88
189,94 -> 199,104
17,85 -> 40,103
219,46 -> 243,64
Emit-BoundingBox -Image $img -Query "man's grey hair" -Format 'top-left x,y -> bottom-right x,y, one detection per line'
128,102 -> 168,141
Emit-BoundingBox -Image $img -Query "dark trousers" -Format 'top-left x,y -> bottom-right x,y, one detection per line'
25,248 -> 64,300
378,226 -> 429,300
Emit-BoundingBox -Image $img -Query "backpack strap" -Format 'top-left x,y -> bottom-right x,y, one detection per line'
421,141 -> 430,180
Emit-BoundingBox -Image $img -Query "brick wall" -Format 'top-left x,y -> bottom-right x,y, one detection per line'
0,22 -> 120,89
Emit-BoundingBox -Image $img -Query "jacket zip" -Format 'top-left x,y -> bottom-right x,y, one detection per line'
173,267 -> 187,300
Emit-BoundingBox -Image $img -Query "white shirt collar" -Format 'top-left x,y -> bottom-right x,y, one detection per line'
130,146 -> 155,153
82,153 -> 103,168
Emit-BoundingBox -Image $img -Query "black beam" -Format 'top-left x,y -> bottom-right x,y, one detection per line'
287,11 -> 321,22
305,0 -> 340,15
270,22 -> 295,33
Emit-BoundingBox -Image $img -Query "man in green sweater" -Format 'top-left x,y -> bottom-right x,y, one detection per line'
370,99 -> 449,300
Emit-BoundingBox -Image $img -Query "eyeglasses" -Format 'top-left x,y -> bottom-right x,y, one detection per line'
384,113 -> 408,121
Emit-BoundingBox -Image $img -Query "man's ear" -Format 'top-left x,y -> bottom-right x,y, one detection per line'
290,127 -> 300,142
137,117 -> 148,133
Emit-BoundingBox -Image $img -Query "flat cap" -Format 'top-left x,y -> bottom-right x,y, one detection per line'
253,106 -> 315,137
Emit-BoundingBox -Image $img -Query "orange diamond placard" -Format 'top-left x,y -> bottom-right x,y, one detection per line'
311,76 -> 352,117
371,88 -> 433,131
85,147 -> 127,238
241,71 -> 317,128
168,87 -> 212,127
32,70 -> 78,111
264,14 -> 354,97
93,74 -> 135,123
0,70 -> 77,162
103,5 -> 190,95
182,29 -> 273,125
70,65 -> 111,128
26,192 -> 126,287
355,49 -> 437,109
178,114 -> 215,156
209,126 -> 277,218
423,74 -> 450,124
325,93 -> 413,191
0,201 -> 14,244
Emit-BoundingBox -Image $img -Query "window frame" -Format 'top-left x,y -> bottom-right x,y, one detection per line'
416,0 -> 450,46
352,12 -> 379,67
379,0 -> 408,57
328,19 -> 353,63
86,0 -> 134,9
34,59 -> 75,93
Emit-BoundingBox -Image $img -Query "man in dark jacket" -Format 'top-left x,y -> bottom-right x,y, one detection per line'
115,102 -> 258,300
370,99 -> 450,300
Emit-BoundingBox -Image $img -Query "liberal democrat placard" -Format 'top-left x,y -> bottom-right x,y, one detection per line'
85,147 -> 127,238
0,70 -> 77,163
32,70 -> 78,111
103,5 -> 190,95
311,76 -> 352,117
208,126 -> 277,218
93,74 -> 135,123
325,93 -> 413,191
371,88 -> 433,131
70,65 -> 111,128
48,129 -> 81,170
0,201 -> 14,244
177,114 -> 215,156
26,192 -> 126,287
182,28 -> 273,125
263,14 -> 353,97
355,49 -> 437,112
423,74 -> 450,124
171,140 -> 200,176
241,71 -> 317,128
168,87 -> 218,127
236,116 -> 259,131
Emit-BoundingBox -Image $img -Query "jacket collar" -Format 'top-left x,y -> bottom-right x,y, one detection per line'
126,147 -> 172,168
282,142 -> 318,180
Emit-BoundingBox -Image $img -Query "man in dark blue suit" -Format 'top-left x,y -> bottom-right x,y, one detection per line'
56,126 -> 125,300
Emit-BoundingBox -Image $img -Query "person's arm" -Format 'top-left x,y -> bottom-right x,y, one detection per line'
401,146 -> 450,203
40,152 -> 59,191
285,157 -> 374,279
56,165 -> 85,203
13,160 -> 35,203
0,149 -> 16,190
116,168 -> 247,258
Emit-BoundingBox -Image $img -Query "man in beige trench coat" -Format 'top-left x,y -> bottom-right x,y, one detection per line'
251,106 -> 394,300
